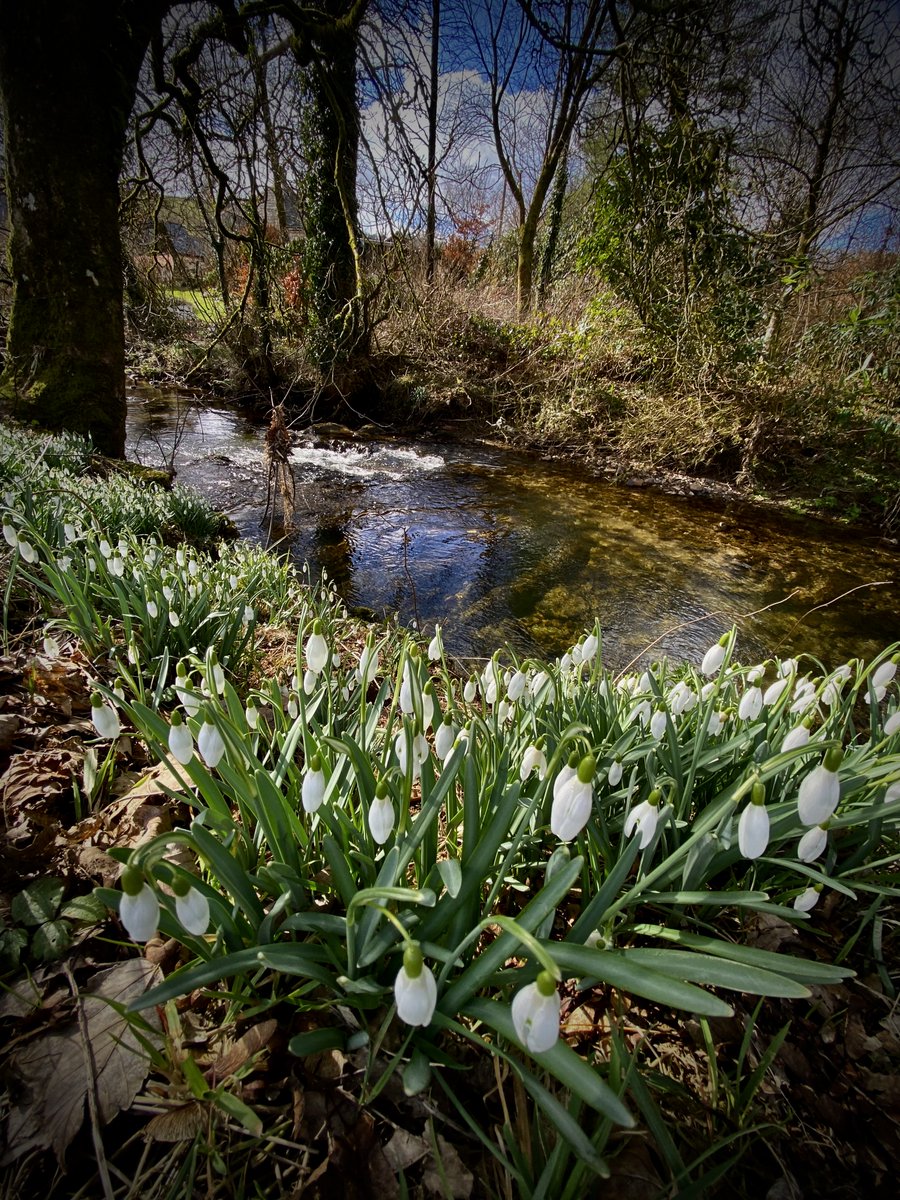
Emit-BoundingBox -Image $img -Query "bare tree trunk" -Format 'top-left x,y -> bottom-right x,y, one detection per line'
425,0 -> 440,282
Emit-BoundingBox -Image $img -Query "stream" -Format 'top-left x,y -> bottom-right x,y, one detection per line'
126,386 -> 899,670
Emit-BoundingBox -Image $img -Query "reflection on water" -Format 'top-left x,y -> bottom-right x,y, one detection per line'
126,388 -> 899,669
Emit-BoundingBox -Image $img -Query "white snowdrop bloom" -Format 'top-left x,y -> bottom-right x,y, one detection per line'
608,760 -> 623,787
559,653 -> 573,674
738,687 -> 763,722
305,621 -> 329,674
497,700 -> 512,723
197,720 -> 225,768
119,879 -> 160,943
797,825 -> 827,863
624,794 -> 661,849
463,676 -> 478,703
701,681 -> 716,701
175,681 -> 201,718
188,559 -> 199,577
2,522 -> 17,548
57,555 -> 72,573
507,670 -> 527,703
162,584 -> 174,602
530,670 -> 550,698
175,886 -> 210,936
781,725 -> 811,752
581,632 -> 599,663
86,556 -> 96,572
91,694 -> 121,740
245,700 -> 259,730
550,757 -> 594,842
632,699 -> 651,728
794,885 -> 821,912
394,945 -> 437,1027
553,761 -> 577,804
302,758 -> 326,813
63,522 -> 77,543
435,718 -> 457,762
210,661 -> 226,695
763,678 -> 789,707
229,574 -> 238,589
176,547 -> 186,567
873,660 -> 897,689
821,679 -> 844,707
422,684 -> 436,730
885,711 -> 900,736
747,665 -> 764,684
778,658 -> 797,678
369,793 -> 394,844
797,754 -> 842,825
303,669 -> 316,696
867,685 -> 887,704
738,795 -> 769,860
701,642 -> 727,677
358,642 -> 379,685
288,693 -> 300,719
638,672 -> 652,693
17,538 -> 38,564
243,606 -> 254,624
650,709 -> 667,740
512,973 -> 560,1053
520,745 -> 548,782
99,539 -> 112,559
108,555 -> 123,577
167,714 -> 193,765
169,610 -> 181,628
669,682 -> 697,715
399,670 -> 414,714
146,599 -> 158,619
427,627 -> 443,661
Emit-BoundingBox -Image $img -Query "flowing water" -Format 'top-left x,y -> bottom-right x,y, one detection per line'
126,387 -> 899,670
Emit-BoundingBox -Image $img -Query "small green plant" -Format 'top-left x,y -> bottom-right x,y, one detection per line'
1,878 -> 106,973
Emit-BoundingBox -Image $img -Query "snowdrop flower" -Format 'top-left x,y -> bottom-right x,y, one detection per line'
700,681 -> 716,701
885,711 -> 900,736
763,678 -> 789,707
305,621 -> 329,674
738,687 -> 763,722
435,716 -> 457,762
197,719 -> 225,769
778,658 -> 797,678
427,627 -> 443,662
63,522 -> 77,544
530,670 -> 549,699
2,521 -> 17,547
358,640 -> 379,686
399,668 -> 414,714
797,749 -> 842,825
163,584 -> 174,602
781,724 -> 810,752
300,668 -> 315,695
288,692 -> 300,719
483,668 -> 499,706
99,539 -> 112,559
146,599 -> 158,619
167,712 -> 193,765
395,730 -> 429,778
551,756 -> 595,842
57,555 -> 72,573
245,700 -> 259,730
422,682 -> 436,730
746,665 -> 765,684
581,632 -> 599,664
511,971 -> 560,1053
173,880 -> 210,936
520,744 -> 548,782
559,653 -> 573,675
552,755 -> 579,804
119,869 -> 160,942
169,610 -> 181,628
463,675 -> 477,703
608,759 -> 623,787
507,670 -> 527,703
188,559 -> 199,578
302,755 -> 326,813
17,538 -> 37,564
701,639 -> 728,677
650,708 -> 667,740
821,678 -> 844,707
668,681 -> 696,715
631,699 -> 651,728
91,692 -> 121,739
738,782 -> 769,859
884,782 -> 900,804
109,556 -> 124,577
176,546 -> 186,567
369,783 -> 395,844
794,884 -> 822,912
497,699 -> 512,723
798,824 -> 828,863
873,660 -> 897,690
394,942 -> 437,1027
175,671 -> 202,717
707,710 -> 727,736
624,791 -> 661,849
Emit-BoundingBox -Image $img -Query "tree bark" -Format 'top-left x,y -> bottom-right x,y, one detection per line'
0,1 -> 163,456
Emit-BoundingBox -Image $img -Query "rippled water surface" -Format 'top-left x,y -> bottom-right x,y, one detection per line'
126,389 -> 899,669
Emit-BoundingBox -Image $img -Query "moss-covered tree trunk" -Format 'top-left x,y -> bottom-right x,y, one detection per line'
0,1 -> 162,456
295,0 -> 368,374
